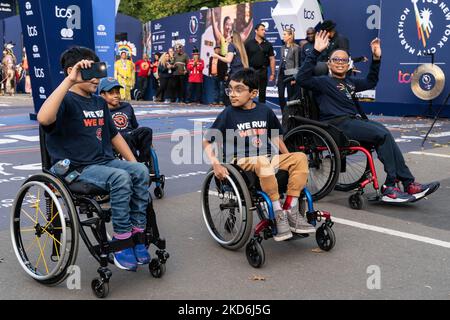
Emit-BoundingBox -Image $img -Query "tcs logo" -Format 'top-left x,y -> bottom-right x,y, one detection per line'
304,9 -> 315,20
55,6 -> 73,18
398,70 -> 412,84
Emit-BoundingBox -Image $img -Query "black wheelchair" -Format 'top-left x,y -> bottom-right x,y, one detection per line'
283,90 -> 382,210
10,128 -> 169,298
201,164 -> 336,268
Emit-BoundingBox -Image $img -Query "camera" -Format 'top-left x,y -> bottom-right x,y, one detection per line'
80,62 -> 108,80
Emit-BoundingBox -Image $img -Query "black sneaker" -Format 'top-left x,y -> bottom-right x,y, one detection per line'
406,182 -> 440,202
381,185 -> 415,203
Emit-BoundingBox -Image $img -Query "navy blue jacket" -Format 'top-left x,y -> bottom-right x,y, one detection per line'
296,49 -> 380,121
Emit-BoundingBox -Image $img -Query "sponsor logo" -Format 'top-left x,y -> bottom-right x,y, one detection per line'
55,5 -> 81,40
25,2 -> 33,16
32,45 -> 40,58
27,25 -> 38,37
154,23 -> 162,31
397,0 -> 450,56
97,24 -> 107,36
261,21 -> 270,30
39,87 -> 47,99
34,67 -> 45,78
280,23 -> 295,32
189,16 -> 199,34
304,9 -> 315,19
398,70 -> 413,84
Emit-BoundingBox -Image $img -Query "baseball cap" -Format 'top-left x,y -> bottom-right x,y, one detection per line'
99,77 -> 123,93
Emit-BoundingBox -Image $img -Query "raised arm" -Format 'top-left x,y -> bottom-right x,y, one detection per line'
352,38 -> 382,92
296,31 -> 329,91
37,60 -> 94,126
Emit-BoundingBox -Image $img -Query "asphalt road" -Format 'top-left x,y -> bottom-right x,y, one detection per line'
0,97 -> 449,300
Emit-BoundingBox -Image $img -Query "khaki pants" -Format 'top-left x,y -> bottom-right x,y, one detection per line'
237,153 -> 309,202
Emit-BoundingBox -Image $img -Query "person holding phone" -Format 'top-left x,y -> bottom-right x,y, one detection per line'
37,47 -> 152,272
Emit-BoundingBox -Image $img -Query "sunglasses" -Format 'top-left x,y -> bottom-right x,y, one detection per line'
330,57 -> 350,64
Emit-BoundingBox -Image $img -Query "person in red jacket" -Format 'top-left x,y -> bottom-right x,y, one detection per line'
186,49 -> 204,104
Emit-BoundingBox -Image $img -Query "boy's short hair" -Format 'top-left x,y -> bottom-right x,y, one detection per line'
230,69 -> 259,91
60,46 -> 100,76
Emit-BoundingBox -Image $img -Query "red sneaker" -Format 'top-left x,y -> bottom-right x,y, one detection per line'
406,182 -> 440,201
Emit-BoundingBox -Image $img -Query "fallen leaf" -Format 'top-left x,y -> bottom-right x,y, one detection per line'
0,258 -> 4,263
249,275 -> 266,281
425,285 -> 432,290
312,248 -> 324,253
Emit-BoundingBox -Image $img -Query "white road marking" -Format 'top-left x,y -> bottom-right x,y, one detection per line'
0,139 -> 18,145
409,151 -> 450,158
333,217 -> 450,249
421,131 -> 450,138
5,135 -> 40,142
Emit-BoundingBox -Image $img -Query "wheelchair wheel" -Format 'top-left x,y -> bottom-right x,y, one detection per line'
336,152 -> 371,192
11,173 -> 79,286
316,225 -> 336,251
91,278 -> 109,298
284,125 -> 341,201
246,239 -> 265,268
202,164 -> 253,251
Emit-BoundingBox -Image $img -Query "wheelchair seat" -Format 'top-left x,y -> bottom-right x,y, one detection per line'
68,181 -> 109,196
243,170 -> 289,196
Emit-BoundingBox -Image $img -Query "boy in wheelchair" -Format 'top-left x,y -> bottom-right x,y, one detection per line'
99,77 -> 153,163
203,69 -> 313,242
297,31 -> 440,203
37,47 -> 152,272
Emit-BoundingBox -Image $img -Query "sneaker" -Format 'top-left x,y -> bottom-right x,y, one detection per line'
273,210 -> 293,242
287,206 -> 316,234
381,185 -> 415,203
134,244 -> 151,265
406,182 -> 440,201
112,239 -> 138,271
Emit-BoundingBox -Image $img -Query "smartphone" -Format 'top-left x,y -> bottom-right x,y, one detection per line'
80,62 -> 108,80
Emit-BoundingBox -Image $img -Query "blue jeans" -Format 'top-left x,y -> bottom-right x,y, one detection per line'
77,159 -> 149,234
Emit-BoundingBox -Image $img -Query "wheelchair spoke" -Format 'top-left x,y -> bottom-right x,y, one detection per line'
21,209 -> 37,225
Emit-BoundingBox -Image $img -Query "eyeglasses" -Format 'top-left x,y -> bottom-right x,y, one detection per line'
225,86 -> 251,96
330,57 -> 350,64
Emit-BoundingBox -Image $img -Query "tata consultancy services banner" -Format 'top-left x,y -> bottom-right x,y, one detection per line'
377,0 -> 450,104
19,0 -> 96,115
92,0 -> 116,77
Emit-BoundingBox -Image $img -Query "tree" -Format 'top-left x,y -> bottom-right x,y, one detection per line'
118,0 -> 263,22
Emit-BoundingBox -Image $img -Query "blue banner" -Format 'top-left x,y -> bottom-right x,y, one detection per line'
377,0 -> 450,105
18,0 -> 53,115
19,0 -> 97,115
92,0 -> 116,77
149,11 -> 202,57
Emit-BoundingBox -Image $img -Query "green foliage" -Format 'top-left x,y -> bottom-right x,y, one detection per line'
118,0 -> 264,22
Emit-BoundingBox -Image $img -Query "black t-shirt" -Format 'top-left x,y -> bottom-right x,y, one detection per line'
205,102 -> 283,163
245,38 -> 275,69
43,91 -> 118,167
109,102 -> 139,135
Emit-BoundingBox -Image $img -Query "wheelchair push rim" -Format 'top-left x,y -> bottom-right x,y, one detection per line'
284,125 -> 341,201
11,176 -> 78,284
201,167 -> 253,249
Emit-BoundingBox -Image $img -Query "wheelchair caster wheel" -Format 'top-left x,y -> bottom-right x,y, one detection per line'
316,225 -> 336,252
349,193 -> 366,210
91,278 -> 109,299
154,187 -> 164,199
246,240 -> 265,268
149,258 -> 166,278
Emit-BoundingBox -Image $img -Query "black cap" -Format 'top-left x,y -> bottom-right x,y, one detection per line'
320,20 -> 336,31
